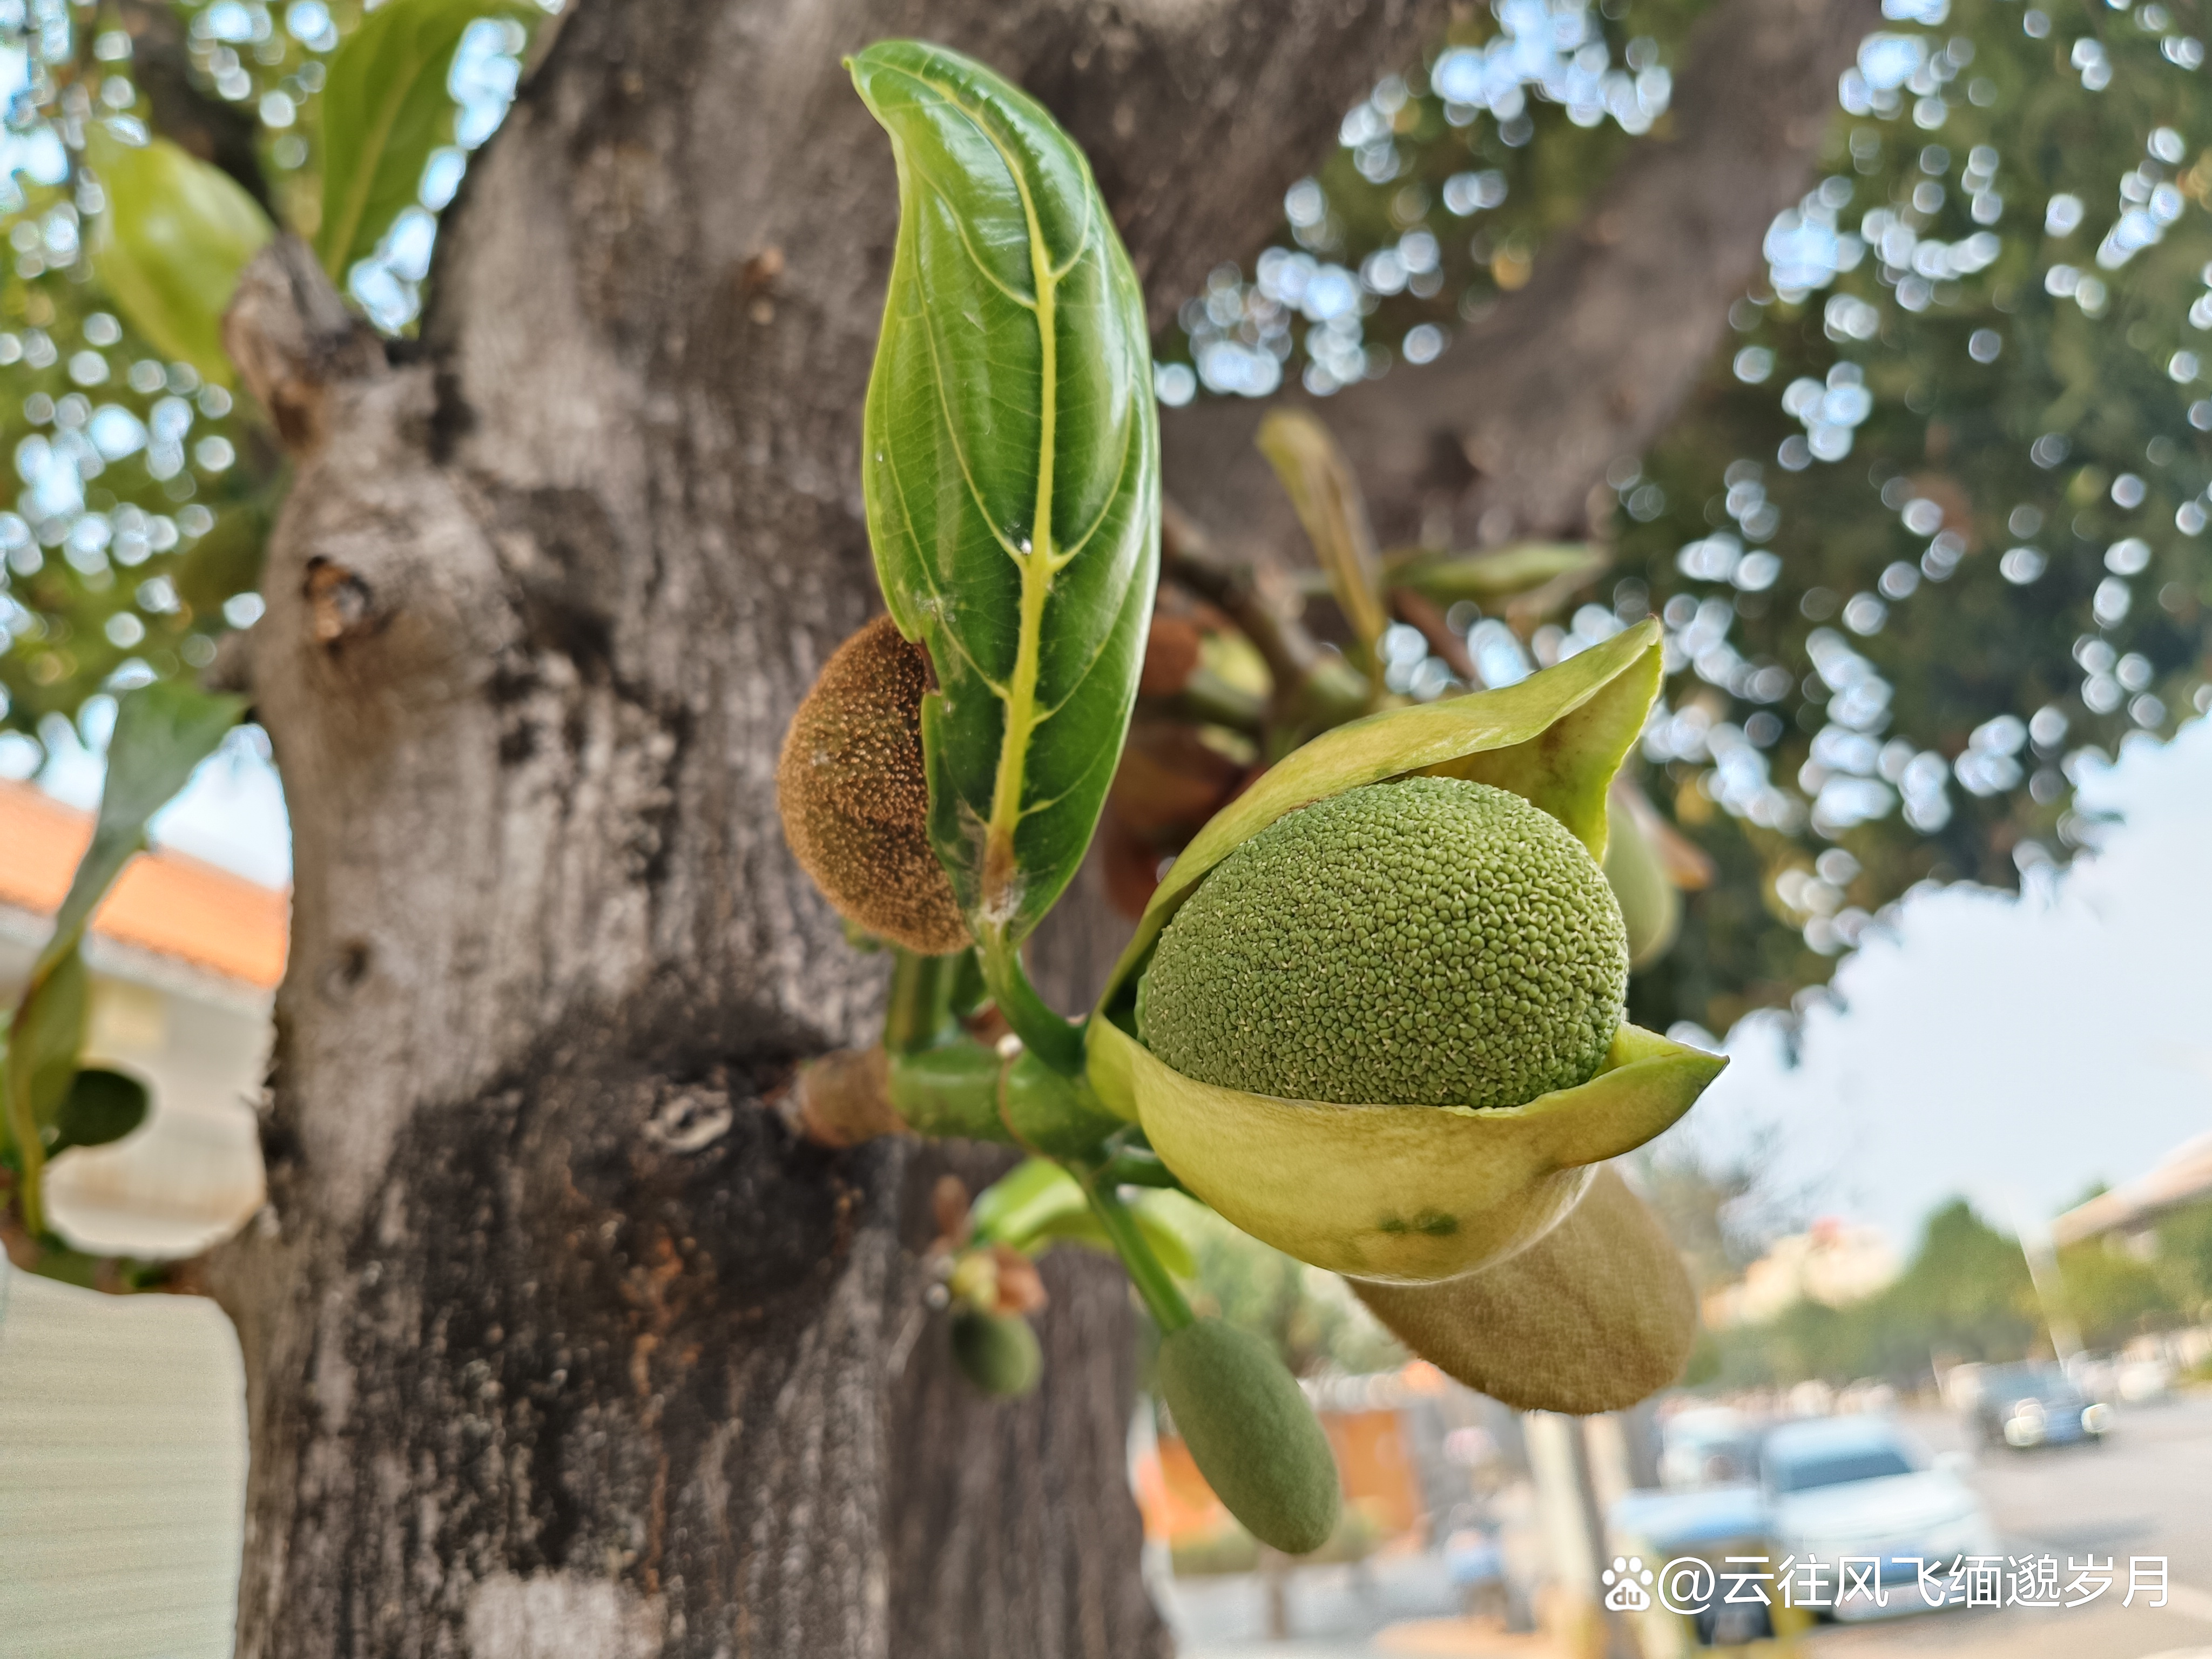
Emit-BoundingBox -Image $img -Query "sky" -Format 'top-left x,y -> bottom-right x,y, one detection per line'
1675,716 -> 2212,1250
21,700 -> 2211,1249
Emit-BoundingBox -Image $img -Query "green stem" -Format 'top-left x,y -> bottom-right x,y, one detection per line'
1081,1174 -> 1193,1333
884,948 -> 958,1054
980,936 -> 1087,1078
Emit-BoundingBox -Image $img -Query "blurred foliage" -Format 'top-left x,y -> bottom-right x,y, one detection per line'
1708,1193 -> 2212,1388
0,0 -> 535,764
1167,0 -> 2212,1038
1710,1197 -> 2042,1386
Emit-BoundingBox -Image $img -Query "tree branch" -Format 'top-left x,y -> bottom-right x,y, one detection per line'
1162,0 -> 1883,560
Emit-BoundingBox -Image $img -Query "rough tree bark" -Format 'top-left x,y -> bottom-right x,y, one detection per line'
201,3 -> 1445,1656
1161,0 -> 1883,560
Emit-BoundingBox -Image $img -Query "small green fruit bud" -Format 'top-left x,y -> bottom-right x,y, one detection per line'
1138,777 -> 1627,1108
950,1309 -> 1042,1397
1157,1318 -> 1341,1555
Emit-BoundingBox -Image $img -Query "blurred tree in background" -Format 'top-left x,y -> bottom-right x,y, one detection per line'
1155,0 -> 2212,1041
1708,1192 -> 2212,1387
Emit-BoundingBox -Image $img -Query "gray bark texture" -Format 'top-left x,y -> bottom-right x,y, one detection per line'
203,2 -> 1444,1656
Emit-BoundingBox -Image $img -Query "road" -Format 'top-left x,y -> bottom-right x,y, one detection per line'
1170,1393 -> 2212,1659
1803,1396 -> 2212,1659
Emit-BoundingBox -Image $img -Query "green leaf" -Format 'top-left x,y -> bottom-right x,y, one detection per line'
16,950 -> 89,1130
4,683 -> 241,1235
1094,620 -> 1662,1020
316,0 -> 530,279
1257,412 -> 1390,670
86,127 -> 274,386
48,1069 -> 151,1156
850,41 -> 1160,961
41,683 -> 247,981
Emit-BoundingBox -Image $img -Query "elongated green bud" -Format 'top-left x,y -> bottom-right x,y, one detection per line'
950,1309 -> 1042,1398
1157,1318 -> 1340,1554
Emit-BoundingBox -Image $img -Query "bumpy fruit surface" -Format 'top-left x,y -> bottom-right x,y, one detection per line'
777,615 -> 970,954
1137,777 -> 1626,1108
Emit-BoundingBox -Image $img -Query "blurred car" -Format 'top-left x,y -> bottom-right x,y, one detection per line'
1761,1416 -> 2001,1621
1658,1406 -> 1765,1489
1970,1362 -> 2112,1450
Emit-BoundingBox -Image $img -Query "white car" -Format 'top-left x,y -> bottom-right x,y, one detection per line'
1761,1416 -> 2002,1622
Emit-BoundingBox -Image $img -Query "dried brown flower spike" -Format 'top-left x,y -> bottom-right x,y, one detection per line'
778,615 -> 970,954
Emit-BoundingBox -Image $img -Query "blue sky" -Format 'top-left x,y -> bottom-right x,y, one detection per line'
1679,716 -> 2212,1246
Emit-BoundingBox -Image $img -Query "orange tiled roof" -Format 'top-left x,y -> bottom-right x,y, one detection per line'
0,778 -> 288,991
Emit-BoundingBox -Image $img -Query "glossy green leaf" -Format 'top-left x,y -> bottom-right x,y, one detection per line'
316,0 -> 532,279
851,41 -> 1160,961
86,127 -> 274,386
1258,411 -> 1388,669
48,1069 -> 151,1156
1092,1015 -> 1721,1284
1096,619 -> 1662,1017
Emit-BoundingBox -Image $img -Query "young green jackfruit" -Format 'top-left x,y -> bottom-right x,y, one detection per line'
1137,776 -> 1627,1108
777,615 -> 971,955
1157,1318 -> 1341,1554
950,1308 -> 1043,1397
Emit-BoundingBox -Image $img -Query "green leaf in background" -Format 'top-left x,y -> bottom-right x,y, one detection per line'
3,683 -> 243,1235
1382,542 -> 1608,608
316,0 -> 531,279
1257,411 -> 1389,671
39,684 -> 248,980
850,41 -> 1160,969
86,126 -> 274,387
48,1069 -> 151,1157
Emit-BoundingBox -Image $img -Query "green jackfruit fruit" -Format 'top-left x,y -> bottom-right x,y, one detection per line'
1137,777 -> 1627,1108
1158,1318 -> 1341,1554
949,1309 -> 1042,1397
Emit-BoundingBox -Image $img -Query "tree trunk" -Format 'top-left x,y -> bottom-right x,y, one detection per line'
203,2 -> 1442,1654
